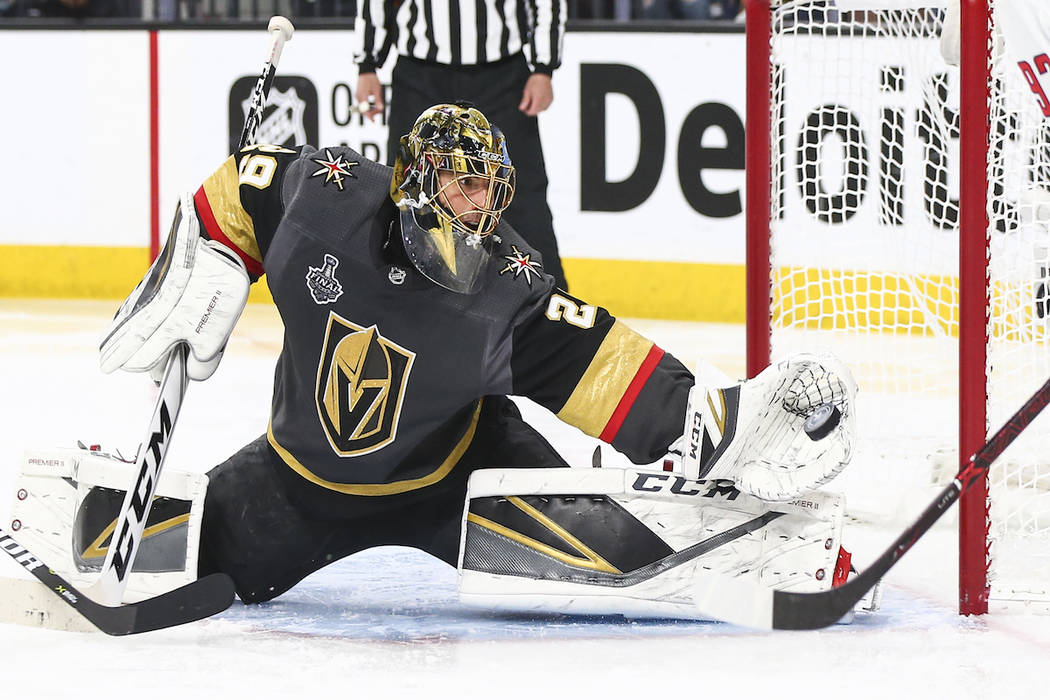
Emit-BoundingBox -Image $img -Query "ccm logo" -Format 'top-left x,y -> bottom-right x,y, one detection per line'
110,402 -> 173,581
687,411 -> 703,460
631,473 -> 740,500
0,534 -> 45,572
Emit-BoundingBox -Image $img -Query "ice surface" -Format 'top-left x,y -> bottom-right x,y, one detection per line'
0,300 -> 1046,700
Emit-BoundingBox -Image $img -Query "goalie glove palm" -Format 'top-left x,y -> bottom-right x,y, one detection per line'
99,193 -> 250,381
676,353 -> 858,501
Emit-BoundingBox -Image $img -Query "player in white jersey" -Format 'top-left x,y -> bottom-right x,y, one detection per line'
942,0 -> 1050,117
996,1 -> 1050,119
942,1 -> 1050,254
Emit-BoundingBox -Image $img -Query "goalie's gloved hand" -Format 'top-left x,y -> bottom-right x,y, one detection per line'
673,352 -> 858,501
98,192 -> 250,382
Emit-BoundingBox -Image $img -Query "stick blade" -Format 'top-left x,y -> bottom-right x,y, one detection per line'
693,568 -> 868,630
769,571 -> 879,630
114,573 -> 236,636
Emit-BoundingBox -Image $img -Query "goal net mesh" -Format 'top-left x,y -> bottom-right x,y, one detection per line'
764,0 -> 1050,608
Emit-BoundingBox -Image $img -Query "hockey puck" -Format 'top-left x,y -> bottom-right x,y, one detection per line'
804,404 -> 841,440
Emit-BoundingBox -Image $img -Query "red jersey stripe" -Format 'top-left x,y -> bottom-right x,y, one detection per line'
599,345 -> 665,443
193,187 -> 266,278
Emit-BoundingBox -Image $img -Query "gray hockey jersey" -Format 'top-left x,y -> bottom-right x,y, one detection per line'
192,144 -> 693,495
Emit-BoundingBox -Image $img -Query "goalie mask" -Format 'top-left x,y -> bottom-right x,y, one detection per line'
391,103 -> 516,294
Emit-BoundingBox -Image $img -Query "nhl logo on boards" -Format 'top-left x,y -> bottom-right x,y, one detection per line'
228,76 -> 318,151
306,254 -> 344,304
248,86 -> 308,146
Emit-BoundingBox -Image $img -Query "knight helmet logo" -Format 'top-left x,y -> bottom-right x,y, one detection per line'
315,312 -> 416,457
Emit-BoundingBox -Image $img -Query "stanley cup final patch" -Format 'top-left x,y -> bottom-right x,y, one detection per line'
306,254 -> 344,304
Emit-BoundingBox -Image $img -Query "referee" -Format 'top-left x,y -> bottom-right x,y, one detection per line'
353,0 -> 568,291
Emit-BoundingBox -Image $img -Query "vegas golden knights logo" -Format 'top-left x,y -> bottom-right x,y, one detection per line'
315,312 -> 415,456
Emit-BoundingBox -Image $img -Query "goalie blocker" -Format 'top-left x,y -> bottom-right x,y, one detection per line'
457,467 -> 878,623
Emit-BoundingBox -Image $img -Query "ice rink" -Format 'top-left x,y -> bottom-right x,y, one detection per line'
1,299 -> 1047,699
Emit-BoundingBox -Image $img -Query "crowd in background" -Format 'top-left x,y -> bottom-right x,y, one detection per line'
0,0 -> 744,21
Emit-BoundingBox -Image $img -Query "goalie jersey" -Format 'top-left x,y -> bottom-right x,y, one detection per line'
192,144 -> 693,495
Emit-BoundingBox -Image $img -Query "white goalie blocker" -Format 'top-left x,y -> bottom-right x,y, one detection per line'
5,446 -> 206,615
457,467 -> 879,624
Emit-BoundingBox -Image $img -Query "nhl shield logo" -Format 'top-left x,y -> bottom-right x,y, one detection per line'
306,254 -> 344,304
315,312 -> 416,457
243,86 -> 308,146
228,76 -> 318,150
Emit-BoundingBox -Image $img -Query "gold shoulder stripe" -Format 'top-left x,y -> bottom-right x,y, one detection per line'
267,399 -> 483,496
200,155 -> 263,264
556,321 -> 655,438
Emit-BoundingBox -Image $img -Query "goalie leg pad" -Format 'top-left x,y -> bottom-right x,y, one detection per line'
8,446 -> 207,603
458,467 -> 846,620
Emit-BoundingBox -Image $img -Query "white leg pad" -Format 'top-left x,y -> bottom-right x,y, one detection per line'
7,446 -> 207,605
458,467 -> 845,620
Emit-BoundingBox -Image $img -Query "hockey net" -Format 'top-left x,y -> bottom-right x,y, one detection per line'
746,0 -> 1050,612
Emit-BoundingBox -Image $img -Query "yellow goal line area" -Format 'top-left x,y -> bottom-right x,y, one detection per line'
0,245 -> 747,322
772,266 -> 1050,341
0,245 -> 1045,338
0,245 -> 279,305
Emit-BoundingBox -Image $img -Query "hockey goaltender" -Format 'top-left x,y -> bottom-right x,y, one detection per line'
11,103 -> 877,629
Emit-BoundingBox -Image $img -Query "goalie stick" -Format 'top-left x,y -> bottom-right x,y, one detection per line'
86,344 -> 191,605
5,17 -> 295,635
693,373 -> 1050,630
1,526 -> 234,636
237,16 -> 294,150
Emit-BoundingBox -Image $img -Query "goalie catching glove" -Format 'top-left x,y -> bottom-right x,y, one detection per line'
99,193 -> 250,381
671,352 -> 858,502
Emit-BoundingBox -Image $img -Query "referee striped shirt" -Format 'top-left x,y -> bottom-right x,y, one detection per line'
354,0 -> 566,75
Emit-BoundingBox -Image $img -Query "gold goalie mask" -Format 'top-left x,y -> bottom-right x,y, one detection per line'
391,103 -> 516,294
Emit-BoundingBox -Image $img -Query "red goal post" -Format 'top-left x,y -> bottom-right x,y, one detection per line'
745,0 -> 1050,615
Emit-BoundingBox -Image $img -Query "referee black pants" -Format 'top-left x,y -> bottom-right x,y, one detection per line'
385,53 -> 568,291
